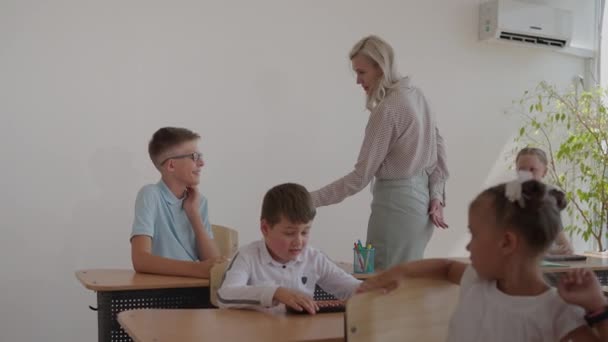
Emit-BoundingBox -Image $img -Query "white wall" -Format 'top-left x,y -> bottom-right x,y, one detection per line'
0,0 -> 594,341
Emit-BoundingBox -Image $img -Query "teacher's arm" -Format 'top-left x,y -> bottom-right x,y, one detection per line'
428,126 -> 449,228
428,126 -> 449,205
311,108 -> 396,207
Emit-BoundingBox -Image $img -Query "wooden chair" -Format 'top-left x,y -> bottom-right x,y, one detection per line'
209,259 -> 231,307
211,224 -> 239,258
345,278 -> 460,342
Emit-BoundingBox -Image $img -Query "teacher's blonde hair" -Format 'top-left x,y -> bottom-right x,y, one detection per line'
349,35 -> 401,111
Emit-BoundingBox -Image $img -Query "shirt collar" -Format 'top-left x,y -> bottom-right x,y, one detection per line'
259,240 -> 305,267
157,179 -> 184,206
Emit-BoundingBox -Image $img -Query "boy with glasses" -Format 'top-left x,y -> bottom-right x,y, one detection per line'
130,127 -> 222,278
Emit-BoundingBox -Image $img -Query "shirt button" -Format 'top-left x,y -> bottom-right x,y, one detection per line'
282,265 -> 286,269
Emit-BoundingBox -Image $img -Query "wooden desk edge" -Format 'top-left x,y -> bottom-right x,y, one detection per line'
75,270 -> 101,291
116,309 -> 345,342
448,258 -> 608,274
543,265 -> 608,273
75,269 -> 209,292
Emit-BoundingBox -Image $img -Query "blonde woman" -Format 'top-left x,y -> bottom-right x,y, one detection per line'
310,35 -> 449,270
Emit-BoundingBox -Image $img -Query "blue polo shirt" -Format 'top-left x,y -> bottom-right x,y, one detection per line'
131,180 -> 213,261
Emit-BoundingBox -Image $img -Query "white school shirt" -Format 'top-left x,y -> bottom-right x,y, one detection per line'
217,240 -> 361,309
447,266 -> 585,342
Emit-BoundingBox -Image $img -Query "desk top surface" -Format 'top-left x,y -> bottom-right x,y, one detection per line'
118,308 -> 344,342
76,262 -> 370,292
540,254 -> 608,273
75,269 -> 209,291
76,256 -> 608,292
451,256 -> 608,273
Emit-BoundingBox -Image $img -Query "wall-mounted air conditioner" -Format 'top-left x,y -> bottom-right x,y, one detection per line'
479,0 -> 573,49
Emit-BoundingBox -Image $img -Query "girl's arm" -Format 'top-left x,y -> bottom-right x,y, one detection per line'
559,269 -> 608,341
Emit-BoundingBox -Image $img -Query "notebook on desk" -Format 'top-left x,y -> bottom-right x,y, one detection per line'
541,260 -> 569,268
544,254 -> 587,262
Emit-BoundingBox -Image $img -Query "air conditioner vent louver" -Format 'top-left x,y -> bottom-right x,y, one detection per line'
499,31 -> 566,48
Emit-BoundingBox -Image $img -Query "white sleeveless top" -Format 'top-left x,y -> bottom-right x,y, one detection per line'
447,266 -> 585,342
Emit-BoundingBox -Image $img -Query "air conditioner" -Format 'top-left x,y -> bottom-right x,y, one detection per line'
479,0 -> 573,49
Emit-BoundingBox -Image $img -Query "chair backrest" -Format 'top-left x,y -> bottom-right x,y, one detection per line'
345,278 -> 459,342
209,259 -> 231,307
211,224 -> 239,258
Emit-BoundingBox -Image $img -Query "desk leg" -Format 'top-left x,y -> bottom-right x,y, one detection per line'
95,287 -> 211,342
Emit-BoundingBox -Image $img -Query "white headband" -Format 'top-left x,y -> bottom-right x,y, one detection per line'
505,171 -> 534,207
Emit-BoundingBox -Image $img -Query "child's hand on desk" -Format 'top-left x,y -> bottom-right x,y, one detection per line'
274,287 -> 319,315
356,267 -> 403,294
557,268 -> 607,312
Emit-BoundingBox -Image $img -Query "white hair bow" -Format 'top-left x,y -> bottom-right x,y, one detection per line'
505,171 -> 534,207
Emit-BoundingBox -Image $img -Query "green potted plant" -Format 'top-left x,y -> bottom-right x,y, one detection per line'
509,81 -> 608,254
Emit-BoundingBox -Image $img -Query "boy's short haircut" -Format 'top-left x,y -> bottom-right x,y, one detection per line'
261,183 -> 316,226
148,127 -> 200,167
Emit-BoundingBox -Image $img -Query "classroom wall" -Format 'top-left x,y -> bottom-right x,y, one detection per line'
0,0 -> 596,340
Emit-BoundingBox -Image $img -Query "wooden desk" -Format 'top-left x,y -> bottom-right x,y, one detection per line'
450,256 -> 608,286
450,256 -> 608,273
541,256 -> 608,274
76,269 -> 212,342
76,264 -> 365,342
118,309 -> 344,342
76,269 -> 210,291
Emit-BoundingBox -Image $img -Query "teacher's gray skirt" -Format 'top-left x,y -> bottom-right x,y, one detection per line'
367,174 -> 434,270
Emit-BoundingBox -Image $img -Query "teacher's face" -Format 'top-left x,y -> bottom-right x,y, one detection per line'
352,54 -> 383,95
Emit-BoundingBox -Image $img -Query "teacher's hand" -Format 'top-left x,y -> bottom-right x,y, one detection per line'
429,199 -> 448,229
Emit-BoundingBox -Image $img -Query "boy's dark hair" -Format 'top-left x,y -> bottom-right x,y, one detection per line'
148,127 -> 200,166
471,180 -> 567,252
261,183 -> 316,226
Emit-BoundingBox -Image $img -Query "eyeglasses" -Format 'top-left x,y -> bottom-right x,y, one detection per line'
160,152 -> 204,166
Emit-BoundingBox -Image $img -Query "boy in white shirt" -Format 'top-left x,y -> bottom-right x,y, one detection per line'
218,183 -> 361,314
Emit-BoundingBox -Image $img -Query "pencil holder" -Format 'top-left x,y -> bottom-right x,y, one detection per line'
353,247 -> 375,274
